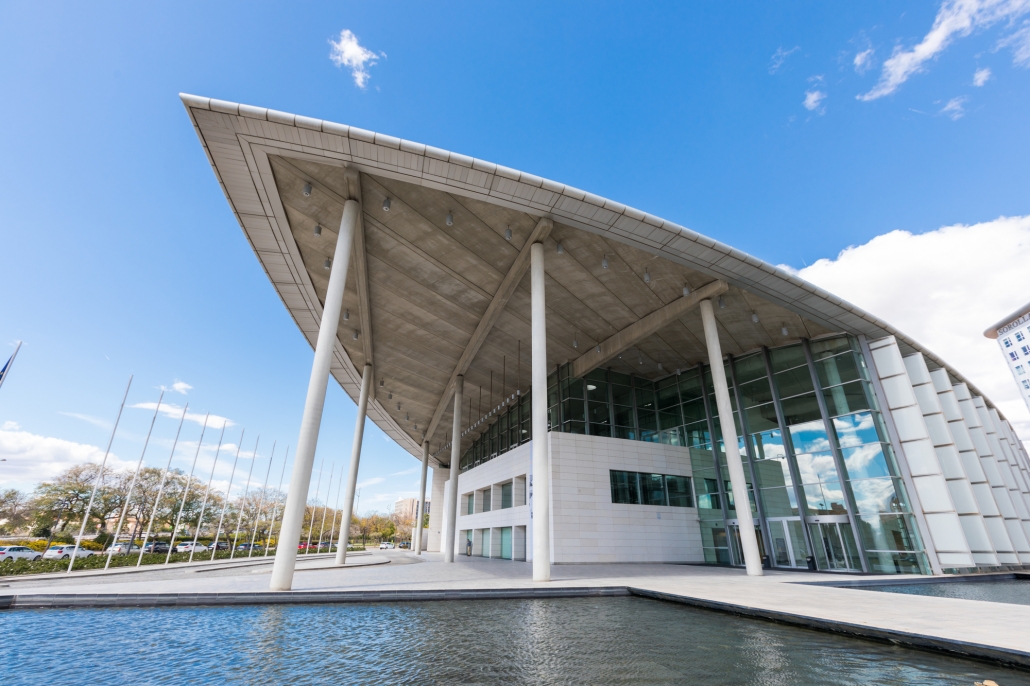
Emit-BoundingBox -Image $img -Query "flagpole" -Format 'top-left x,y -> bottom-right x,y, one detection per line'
210,428 -> 244,561
229,436 -> 259,559
105,390 -> 163,570
137,403 -> 188,567
165,412 -> 210,564
327,457 -> 346,557
188,421 -> 227,563
315,462 -> 335,555
246,441 -> 276,557
264,447 -> 289,557
304,457 -> 325,555
0,341 -> 22,392
68,375 -> 132,573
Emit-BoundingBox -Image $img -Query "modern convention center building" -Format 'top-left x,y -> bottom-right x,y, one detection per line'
181,94 -> 1030,588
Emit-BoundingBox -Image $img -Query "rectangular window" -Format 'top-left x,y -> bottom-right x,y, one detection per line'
482,488 -> 491,513
1023,380 -> 1030,390
1004,338 -> 1013,347
610,470 -> 694,507
501,482 -> 513,509
1018,365 -> 1026,375
466,494 -> 474,515
1011,352 -> 1020,361
1023,345 -> 1030,356
1017,332 -> 1026,342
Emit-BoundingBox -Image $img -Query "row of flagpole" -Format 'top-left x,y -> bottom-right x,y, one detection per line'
64,375 -> 348,573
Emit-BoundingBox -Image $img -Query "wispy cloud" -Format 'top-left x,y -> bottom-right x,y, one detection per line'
131,402 -> 233,430
854,48 -> 875,74
803,89 -> 827,112
859,0 -> 1030,101
390,466 -> 420,476
973,66 -> 993,84
997,21 -> 1030,64
357,477 -> 385,489
2,421 -> 20,431
329,29 -> 384,89
162,380 -> 192,395
59,412 -> 111,430
769,46 -> 800,74
940,95 -> 969,118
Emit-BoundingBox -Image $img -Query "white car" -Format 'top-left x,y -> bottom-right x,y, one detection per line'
379,542 -> 395,549
106,543 -> 141,555
42,544 -> 95,560
0,545 -> 41,562
174,542 -> 208,553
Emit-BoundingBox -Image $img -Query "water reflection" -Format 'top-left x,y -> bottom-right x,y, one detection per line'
3,597 -> 1028,685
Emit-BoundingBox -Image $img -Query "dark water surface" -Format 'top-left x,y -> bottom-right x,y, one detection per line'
2,596 -> 1026,685
860,579 -> 1030,606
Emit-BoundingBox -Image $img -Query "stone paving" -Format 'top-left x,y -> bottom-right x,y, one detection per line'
3,551 -> 1030,665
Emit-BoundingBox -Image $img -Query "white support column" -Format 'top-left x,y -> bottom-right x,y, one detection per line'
530,242 -> 551,582
270,199 -> 359,591
443,376 -> 463,562
335,364 -> 373,565
699,299 -> 763,576
414,440 -> 429,555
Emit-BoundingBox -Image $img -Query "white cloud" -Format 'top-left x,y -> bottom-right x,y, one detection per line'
973,66 -> 993,84
997,20 -> 1030,64
854,48 -> 875,74
940,95 -> 969,118
0,427 -> 134,491
131,402 -> 233,430
2,421 -> 20,431
356,477 -> 385,489
329,29 -> 383,89
858,0 -> 1030,101
783,214 -> 1030,442
59,412 -> 112,430
390,466 -> 420,476
164,380 -> 192,395
803,89 -> 827,112
769,46 -> 800,74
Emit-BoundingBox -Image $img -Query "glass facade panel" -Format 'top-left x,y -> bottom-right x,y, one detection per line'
642,473 -> 667,506
744,404 -> 779,433
501,482 -> 513,509
759,486 -> 798,517
610,470 -> 639,504
774,367 -> 815,398
779,394 -> 822,425
851,478 -> 908,514
770,345 -> 807,373
666,475 -> 694,507
803,482 -> 848,515
822,381 -> 871,418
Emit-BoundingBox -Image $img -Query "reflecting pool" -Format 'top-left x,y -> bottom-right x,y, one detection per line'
3,596 -> 1027,685
859,579 -> 1030,606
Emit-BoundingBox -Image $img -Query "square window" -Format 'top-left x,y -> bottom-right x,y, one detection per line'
1011,352 -> 1020,361
1017,332 -> 1026,342
1004,338 -> 1013,347
1022,346 -> 1030,356
1022,380 -> 1030,390
1017,365 -> 1026,375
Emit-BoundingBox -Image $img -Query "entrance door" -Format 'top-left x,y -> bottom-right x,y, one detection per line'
499,527 -> 512,560
727,520 -> 765,566
807,517 -> 862,571
766,517 -> 808,568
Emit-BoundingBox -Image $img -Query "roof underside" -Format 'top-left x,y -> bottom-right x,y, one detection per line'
180,94 -> 1002,466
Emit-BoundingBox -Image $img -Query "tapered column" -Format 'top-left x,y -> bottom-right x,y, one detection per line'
414,440 -> 429,555
271,199 -> 359,591
531,242 -> 551,581
443,376 -> 464,562
335,364 -> 373,565
699,299 -> 763,577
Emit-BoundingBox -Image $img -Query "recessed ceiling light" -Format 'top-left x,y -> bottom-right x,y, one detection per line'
587,384 -> 597,391
505,227 -> 512,241
324,258 -> 331,270
556,243 -> 564,255
718,296 -> 725,309
303,183 -> 312,197
382,198 -> 391,211
658,362 -> 663,371
644,271 -> 651,283
602,255 -> 609,269
596,345 -> 601,353
445,212 -> 453,226
344,309 -> 350,321
682,285 -> 690,296
314,224 -> 322,236
781,325 -> 789,336
752,313 -> 759,323
352,330 -> 359,340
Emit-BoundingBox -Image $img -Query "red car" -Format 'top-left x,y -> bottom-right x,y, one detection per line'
296,542 -> 317,550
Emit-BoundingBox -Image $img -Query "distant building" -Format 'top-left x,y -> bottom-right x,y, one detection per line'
394,498 -> 429,520
985,302 -> 1030,414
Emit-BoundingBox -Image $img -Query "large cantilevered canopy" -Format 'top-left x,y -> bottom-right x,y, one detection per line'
180,93 -> 998,467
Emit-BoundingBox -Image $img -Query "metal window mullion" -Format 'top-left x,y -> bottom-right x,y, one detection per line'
630,374 -> 640,440
607,368 -> 616,434
583,369 -> 591,436
728,354 -> 772,564
802,339 -> 869,573
761,346 -> 816,565
699,362 -> 736,566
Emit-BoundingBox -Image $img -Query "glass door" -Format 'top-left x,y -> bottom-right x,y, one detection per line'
727,519 -> 765,567
499,527 -> 512,560
807,517 -> 862,571
766,518 -> 808,568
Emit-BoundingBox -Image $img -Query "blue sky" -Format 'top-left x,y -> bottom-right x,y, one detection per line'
2,2 -> 1029,510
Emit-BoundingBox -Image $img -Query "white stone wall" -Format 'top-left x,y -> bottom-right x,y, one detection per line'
449,432 -> 704,564
426,467 -> 447,552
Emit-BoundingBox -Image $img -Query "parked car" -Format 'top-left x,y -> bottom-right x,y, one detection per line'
142,541 -> 170,553
174,542 -> 208,553
398,542 -> 410,549
0,545 -> 41,562
42,544 -> 95,560
106,543 -> 140,555
296,542 -> 316,550
236,543 -> 262,552
208,541 -> 229,551
379,542 -> 395,550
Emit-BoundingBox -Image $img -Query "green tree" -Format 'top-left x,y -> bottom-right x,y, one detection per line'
0,489 -> 31,535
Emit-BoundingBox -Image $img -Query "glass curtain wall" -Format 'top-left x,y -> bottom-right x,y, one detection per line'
454,334 -> 930,576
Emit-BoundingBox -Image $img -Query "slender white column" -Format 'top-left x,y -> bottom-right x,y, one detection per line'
443,376 -> 464,562
414,440 -> 429,555
271,198 -> 359,591
530,242 -> 550,581
335,364 -> 373,564
699,299 -> 763,576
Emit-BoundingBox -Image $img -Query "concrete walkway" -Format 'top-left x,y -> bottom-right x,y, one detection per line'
3,551 -> 1029,667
